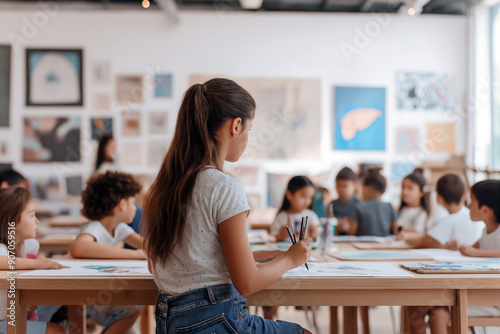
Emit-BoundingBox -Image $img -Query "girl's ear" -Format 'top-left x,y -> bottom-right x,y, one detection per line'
0,181 -> 8,189
285,190 -> 293,202
482,204 -> 493,218
231,118 -> 242,136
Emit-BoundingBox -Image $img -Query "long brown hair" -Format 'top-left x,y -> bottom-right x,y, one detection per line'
0,187 -> 32,246
399,168 -> 431,216
142,78 -> 256,265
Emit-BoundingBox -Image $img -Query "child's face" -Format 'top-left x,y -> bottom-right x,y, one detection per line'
227,118 -> 253,162
121,197 -> 137,223
335,180 -> 355,201
17,200 -> 39,240
401,178 -> 423,207
468,193 -> 485,222
286,186 -> 315,212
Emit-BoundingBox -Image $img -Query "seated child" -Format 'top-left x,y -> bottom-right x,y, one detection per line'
70,171 -> 145,334
399,173 -> 484,249
0,187 -> 66,334
0,169 -> 27,189
270,175 -> 320,242
343,168 -> 397,236
398,168 -> 433,234
408,180 -> 500,334
329,167 -> 360,233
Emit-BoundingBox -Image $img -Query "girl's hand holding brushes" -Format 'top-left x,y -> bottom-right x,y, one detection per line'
285,224 -> 312,269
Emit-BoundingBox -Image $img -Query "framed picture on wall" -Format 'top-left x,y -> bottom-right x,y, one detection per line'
26,48 -> 83,106
0,45 -> 11,127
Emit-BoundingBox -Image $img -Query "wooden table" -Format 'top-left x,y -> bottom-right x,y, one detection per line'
4,256 -> 500,333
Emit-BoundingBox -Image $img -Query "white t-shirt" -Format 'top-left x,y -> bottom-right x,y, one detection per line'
398,207 -> 430,234
478,225 -> 500,250
270,209 -> 320,237
427,207 -> 484,246
152,167 -> 251,295
0,239 -> 40,321
79,221 -> 134,247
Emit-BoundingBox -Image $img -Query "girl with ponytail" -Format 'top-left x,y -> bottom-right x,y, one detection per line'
143,78 -> 312,334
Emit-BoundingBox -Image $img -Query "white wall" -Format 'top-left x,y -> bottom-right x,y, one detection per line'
0,9 -> 467,203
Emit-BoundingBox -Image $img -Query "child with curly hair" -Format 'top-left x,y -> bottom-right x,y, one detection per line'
70,171 -> 145,334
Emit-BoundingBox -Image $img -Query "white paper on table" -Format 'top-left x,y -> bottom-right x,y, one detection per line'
283,262 -> 413,277
410,249 -> 500,263
20,260 -> 151,277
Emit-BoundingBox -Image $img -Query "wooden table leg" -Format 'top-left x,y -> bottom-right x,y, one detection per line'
68,305 -> 86,334
7,288 -> 26,334
343,306 -> 358,334
451,290 -> 468,334
330,306 -> 338,334
400,306 -> 410,334
141,305 -> 155,334
360,306 -> 370,334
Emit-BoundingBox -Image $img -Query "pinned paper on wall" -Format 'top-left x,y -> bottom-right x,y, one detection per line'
148,111 -> 169,135
396,71 -> 454,111
90,117 -> 113,141
121,142 -> 143,167
334,86 -> 386,151
154,74 -> 172,98
116,75 -> 144,103
91,60 -> 111,86
148,140 -> 170,168
426,123 -> 456,153
121,111 -> 141,137
190,75 -> 321,160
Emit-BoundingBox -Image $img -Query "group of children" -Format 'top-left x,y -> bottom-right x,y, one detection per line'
0,169 -> 146,334
268,165 -> 500,334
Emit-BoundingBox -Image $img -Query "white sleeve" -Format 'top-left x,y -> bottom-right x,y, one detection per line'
116,223 -> 135,242
270,212 -> 288,236
216,177 -> 251,225
427,218 -> 453,245
79,222 -> 104,242
307,210 -> 320,226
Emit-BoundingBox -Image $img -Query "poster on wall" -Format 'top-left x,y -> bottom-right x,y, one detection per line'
0,45 -> 11,127
391,162 -> 415,182
396,127 -> 421,154
93,92 -> 112,112
334,86 -> 386,151
426,123 -> 456,153
148,111 -> 169,135
116,75 -> 144,104
23,117 -> 81,162
190,75 -> 321,160
154,74 -> 172,98
90,118 -> 113,141
121,111 -> 141,137
396,71 -> 454,111
26,49 -> 83,106
122,142 -> 143,167
91,60 -> 111,86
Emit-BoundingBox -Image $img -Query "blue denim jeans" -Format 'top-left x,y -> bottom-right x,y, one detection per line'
155,284 -> 304,334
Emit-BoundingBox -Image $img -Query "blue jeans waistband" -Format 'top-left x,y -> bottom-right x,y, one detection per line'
157,284 -> 243,315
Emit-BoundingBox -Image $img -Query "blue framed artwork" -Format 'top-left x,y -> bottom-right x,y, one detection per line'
334,86 -> 386,151
0,45 -> 11,127
154,74 -> 172,98
26,48 -> 83,106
